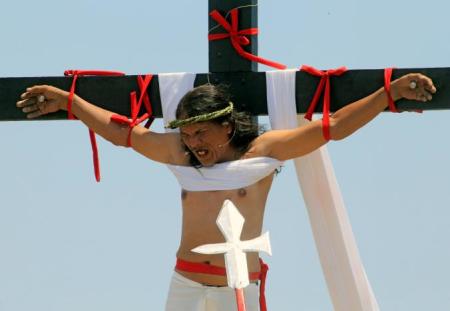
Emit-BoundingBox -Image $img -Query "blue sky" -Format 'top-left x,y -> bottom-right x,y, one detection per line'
1,0 -> 449,310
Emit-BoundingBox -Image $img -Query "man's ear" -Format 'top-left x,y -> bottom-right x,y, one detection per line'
222,121 -> 233,134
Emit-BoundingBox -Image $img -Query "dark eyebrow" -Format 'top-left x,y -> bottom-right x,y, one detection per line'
179,130 -> 188,136
180,127 -> 207,137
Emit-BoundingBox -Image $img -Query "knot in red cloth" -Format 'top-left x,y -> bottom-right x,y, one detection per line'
300,65 -> 348,140
64,69 -> 126,182
110,74 -> 154,148
208,8 -> 286,70
64,70 -> 126,120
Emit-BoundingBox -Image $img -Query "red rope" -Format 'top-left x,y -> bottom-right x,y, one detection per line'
110,74 -> 154,147
300,65 -> 348,141
64,69 -> 126,182
235,288 -> 247,311
384,68 -> 423,113
88,128 -> 100,182
258,259 -> 269,311
383,68 -> 399,113
208,8 -> 286,70
65,70 -> 125,120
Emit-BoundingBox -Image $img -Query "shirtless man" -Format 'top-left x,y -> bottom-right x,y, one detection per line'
16,73 -> 436,310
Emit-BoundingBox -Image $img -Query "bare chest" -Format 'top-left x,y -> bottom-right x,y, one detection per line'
180,173 -> 274,238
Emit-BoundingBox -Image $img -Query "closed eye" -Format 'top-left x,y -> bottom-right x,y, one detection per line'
180,128 -> 208,141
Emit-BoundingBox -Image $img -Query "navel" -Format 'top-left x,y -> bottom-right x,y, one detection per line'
238,188 -> 247,197
181,189 -> 188,200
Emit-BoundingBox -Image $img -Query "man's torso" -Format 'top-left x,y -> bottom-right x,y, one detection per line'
175,171 -> 275,286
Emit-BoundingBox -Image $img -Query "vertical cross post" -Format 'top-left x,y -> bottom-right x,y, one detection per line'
208,0 -> 258,72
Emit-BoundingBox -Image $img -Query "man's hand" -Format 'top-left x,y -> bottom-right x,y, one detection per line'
16,85 -> 69,119
391,73 -> 437,102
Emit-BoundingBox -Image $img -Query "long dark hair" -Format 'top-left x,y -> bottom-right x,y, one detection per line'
176,84 -> 260,167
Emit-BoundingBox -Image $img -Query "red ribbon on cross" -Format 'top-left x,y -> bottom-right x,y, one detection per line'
64,69 -> 126,182
384,67 -> 399,113
65,70 -> 126,120
208,8 -> 286,70
64,70 -> 154,182
258,259 -> 269,311
383,68 -> 423,113
110,74 -> 154,147
300,65 -> 348,140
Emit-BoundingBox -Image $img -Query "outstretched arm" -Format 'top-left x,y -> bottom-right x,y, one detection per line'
253,73 -> 436,161
16,85 -> 185,164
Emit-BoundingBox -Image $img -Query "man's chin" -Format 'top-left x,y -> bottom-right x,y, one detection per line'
197,159 -> 214,167
195,156 -> 215,167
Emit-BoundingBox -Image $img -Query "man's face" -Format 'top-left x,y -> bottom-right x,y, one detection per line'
180,121 -> 233,166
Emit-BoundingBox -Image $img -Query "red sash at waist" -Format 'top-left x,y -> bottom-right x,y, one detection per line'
175,258 -> 269,311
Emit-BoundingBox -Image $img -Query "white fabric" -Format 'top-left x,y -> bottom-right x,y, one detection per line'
165,272 -> 259,311
158,73 -> 283,191
167,157 -> 282,191
266,69 -> 380,311
158,72 -> 196,133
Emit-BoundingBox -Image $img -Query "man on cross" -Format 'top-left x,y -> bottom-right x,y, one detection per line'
16,73 -> 435,311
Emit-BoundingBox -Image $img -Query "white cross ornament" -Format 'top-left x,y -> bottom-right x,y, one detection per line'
192,199 -> 272,289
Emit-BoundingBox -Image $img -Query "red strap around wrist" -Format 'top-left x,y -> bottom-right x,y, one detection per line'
64,69 -> 126,182
383,68 -> 399,113
66,74 -> 78,120
65,70 -> 125,120
64,70 -> 154,182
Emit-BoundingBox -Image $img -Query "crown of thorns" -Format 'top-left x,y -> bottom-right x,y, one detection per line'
166,102 -> 234,129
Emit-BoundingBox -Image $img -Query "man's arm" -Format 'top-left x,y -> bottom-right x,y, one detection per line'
16,85 -> 185,165
254,73 -> 436,161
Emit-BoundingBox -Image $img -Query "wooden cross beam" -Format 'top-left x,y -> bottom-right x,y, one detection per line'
1,0 -> 449,123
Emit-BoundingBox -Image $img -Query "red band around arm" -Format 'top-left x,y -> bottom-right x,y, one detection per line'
300,65 -> 348,141
110,74 -> 154,148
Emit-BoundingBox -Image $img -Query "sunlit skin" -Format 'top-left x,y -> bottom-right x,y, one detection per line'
179,121 -> 236,166
16,73 -> 436,286
175,120 -> 275,285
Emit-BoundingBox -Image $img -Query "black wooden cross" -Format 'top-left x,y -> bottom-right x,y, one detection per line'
1,0 -> 450,122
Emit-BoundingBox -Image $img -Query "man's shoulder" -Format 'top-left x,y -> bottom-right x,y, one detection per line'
243,130 -> 278,159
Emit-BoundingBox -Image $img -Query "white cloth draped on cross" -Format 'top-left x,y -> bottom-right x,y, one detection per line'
266,69 -> 380,311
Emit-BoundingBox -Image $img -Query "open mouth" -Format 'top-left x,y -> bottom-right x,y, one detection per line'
194,148 -> 209,158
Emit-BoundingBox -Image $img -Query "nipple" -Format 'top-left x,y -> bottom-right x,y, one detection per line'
181,189 -> 188,200
238,188 -> 247,197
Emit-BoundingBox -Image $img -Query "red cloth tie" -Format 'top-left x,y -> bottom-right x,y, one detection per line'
65,70 -> 125,120
300,65 -> 348,140
110,74 -> 155,147
384,68 -> 423,113
208,8 -> 286,70
258,259 -> 269,311
383,68 -> 399,113
64,70 -> 126,182
176,258 -> 269,311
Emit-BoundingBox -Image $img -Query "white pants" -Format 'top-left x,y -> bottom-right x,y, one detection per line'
165,272 -> 260,311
